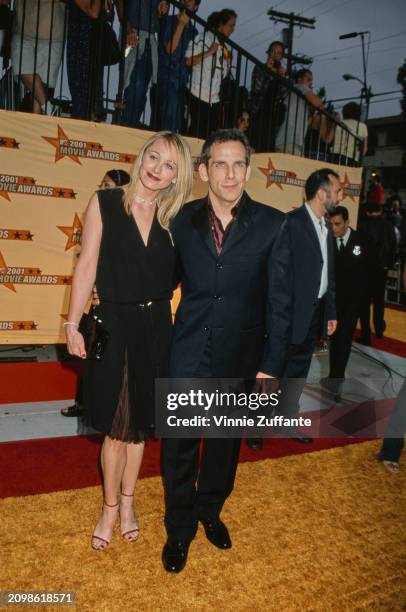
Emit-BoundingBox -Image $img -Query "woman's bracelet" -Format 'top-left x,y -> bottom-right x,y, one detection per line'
63,321 -> 79,330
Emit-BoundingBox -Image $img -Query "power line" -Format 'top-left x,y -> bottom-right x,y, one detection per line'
238,24 -> 275,45
244,28 -> 285,51
316,45 -> 406,63
237,9 -> 269,30
298,0 -> 329,16
315,0 -> 361,18
312,30 -> 406,59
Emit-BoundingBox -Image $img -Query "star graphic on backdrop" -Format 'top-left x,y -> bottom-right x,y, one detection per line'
258,158 -> 284,190
0,187 -> 11,201
18,323 -> 25,330
12,231 -> 22,240
43,125 -> 82,164
0,252 -> 16,292
21,177 -> 35,185
57,214 -> 82,250
25,232 -> 34,241
340,171 -> 357,202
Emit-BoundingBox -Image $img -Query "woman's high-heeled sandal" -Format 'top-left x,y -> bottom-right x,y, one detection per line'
120,492 -> 140,542
91,501 -> 119,550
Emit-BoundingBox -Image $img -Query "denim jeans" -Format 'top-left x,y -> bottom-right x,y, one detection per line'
123,38 -> 153,127
159,79 -> 186,132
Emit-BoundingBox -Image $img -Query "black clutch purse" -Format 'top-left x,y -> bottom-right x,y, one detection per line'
78,310 -> 109,360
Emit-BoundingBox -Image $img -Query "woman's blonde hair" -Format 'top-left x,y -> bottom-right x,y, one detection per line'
123,131 -> 193,230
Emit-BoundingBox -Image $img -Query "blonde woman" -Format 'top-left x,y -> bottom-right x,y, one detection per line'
65,132 -> 193,550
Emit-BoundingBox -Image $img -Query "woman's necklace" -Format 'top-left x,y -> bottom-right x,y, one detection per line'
133,194 -> 157,206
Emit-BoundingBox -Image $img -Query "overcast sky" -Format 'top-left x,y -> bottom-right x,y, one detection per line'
197,0 -> 406,119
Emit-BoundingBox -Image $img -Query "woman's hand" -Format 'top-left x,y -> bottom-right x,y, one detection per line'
65,326 -> 87,359
91,286 -> 100,306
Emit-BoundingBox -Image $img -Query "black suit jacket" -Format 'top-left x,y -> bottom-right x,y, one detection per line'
334,228 -> 366,307
169,192 -> 292,378
285,205 -> 336,344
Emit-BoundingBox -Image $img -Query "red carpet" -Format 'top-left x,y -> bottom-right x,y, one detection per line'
0,361 -> 82,404
354,333 -> 406,358
0,434 -> 369,499
1,328 -> 404,405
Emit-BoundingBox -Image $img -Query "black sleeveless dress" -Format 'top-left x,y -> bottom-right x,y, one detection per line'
83,188 -> 175,442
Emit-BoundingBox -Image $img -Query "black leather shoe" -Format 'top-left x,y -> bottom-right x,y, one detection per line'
355,335 -> 371,347
162,540 -> 190,573
200,518 -> 232,549
246,437 -> 263,450
288,427 -> 312,443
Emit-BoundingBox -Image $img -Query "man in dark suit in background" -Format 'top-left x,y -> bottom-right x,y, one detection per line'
276,168 -> 342,440
357,203 -> 397,345
161,129 -> 292,573
323,205 -> 366,399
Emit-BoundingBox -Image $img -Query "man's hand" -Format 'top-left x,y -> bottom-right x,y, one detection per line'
157,1 -> 168,17
327,320 -> 337,336
254,372 -> 279,394
91,286 -> 100,307
178,10 -> 190,25
278,64 -> 287,77
207,41 -> 219,57
126,29 -> 138,48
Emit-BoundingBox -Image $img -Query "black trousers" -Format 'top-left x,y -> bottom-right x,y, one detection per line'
279,299 -> 323,419
187,93 -> 221,140
359,267 -> 388,338
329,299 -> 359,379
163,341 -> 242,542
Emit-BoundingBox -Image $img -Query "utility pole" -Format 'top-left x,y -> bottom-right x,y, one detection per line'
286,53 -> 313,69
267,9 -> 316,76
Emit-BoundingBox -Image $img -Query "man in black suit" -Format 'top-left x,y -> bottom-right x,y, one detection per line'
324,205 -> 365,397
357,203 -> 397,344
161,129 -> 292,572
275,168 -> 341,439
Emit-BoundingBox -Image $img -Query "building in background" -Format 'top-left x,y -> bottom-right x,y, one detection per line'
364,114 -> 406,205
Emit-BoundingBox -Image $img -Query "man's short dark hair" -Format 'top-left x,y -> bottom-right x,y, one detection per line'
201,129 -> 251,166
295,68 -> 312,82
342,101 -> 361,121
266,40 -> 284,55
207,8 -> 237,29
305,168 -> 340,201
329,205 -> 349,222
365,203 -> 382,214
